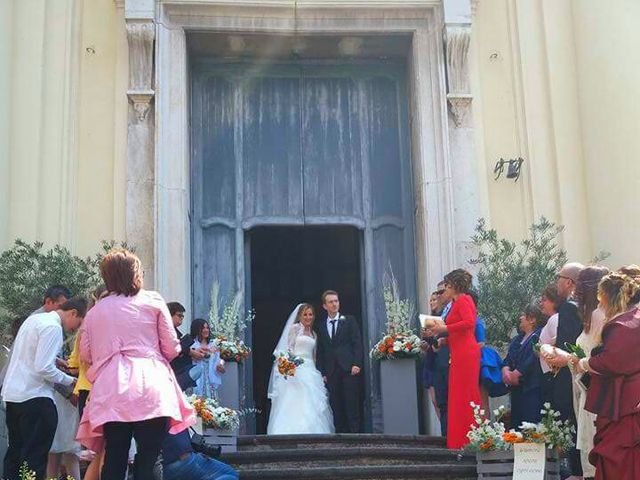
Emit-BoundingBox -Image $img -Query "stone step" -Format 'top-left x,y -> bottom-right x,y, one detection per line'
223,446 -> 474,469
236,434 -> 447,451
235,463 -> 477,479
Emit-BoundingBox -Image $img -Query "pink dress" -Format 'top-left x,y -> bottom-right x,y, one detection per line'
76,290 -> 194,451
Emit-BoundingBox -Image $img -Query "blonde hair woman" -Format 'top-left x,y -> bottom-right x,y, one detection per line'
573,271 -> 640,480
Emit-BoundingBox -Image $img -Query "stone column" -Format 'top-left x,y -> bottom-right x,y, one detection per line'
124,3 -> 155,286
443,0 -> 481,267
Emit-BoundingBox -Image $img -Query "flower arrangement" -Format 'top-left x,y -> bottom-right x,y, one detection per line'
213,337 -> 251,363
18,462 -> 75,480
208,282 -> 254,363
513,403 -> 576,452
370,270 -> 420,360
189,395 -> 242,431
466,403 -> 509,452
370,333 -> 422,360
275,351 -> 304,379
467,402 -> 575,453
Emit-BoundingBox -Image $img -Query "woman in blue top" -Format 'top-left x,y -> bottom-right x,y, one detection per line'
502,304 -> 546,430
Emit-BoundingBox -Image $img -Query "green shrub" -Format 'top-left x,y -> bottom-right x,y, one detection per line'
0,239 -> 130,344
469,217 -> 567,348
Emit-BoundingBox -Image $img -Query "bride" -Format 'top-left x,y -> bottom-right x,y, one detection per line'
267,303 -> 334,434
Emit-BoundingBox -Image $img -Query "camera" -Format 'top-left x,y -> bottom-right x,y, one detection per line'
191,433 -> 222,458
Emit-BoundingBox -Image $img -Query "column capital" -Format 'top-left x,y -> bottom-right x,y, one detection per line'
444,24 -> 472,127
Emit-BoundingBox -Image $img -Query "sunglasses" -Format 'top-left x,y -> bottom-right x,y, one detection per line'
436,289 -> 445,295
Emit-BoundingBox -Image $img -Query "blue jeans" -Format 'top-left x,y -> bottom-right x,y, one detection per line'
163,453 -> 238,480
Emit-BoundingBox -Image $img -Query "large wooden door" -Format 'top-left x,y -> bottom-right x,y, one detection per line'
191,61 -> 416,431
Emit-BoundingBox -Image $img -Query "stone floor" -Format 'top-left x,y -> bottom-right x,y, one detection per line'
222,434 -> 477,479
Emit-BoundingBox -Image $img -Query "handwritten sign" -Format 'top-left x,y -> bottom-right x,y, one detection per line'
513,443 -> 546,480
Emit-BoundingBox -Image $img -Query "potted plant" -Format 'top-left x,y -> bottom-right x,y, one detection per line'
370,272 -> 421,434
208,282 -> 254,410
188,395 -> 254,453
468,403 -> 574,479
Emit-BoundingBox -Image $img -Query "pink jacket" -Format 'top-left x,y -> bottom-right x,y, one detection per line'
76,290 -> 194,451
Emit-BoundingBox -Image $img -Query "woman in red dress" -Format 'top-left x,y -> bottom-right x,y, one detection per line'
572,271 -> 640,480
429,269 -> 481,449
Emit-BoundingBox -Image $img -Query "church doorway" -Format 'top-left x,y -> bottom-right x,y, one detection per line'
248,225 -> 363,434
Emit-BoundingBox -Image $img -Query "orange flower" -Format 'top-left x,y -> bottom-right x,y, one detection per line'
378,344 -> 386,353
406,343 -> 413,350
503,432 -> 524,443
385,338 -> 394,347
480,439 -> 494,451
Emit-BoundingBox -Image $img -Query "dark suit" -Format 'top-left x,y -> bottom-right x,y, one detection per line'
171,330 -> 196,391
553,299 -> 583,476
316,315 -> 364,433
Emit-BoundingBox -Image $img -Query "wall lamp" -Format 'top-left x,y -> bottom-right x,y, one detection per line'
494,157 -> 524,181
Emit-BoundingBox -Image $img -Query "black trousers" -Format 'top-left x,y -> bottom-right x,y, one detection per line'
327,368 -> 360,433
3,397 -> 58,480
102,417 -> 167,480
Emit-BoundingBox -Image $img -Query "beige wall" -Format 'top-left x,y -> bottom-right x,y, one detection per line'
473,0 -> 640,266
571,0 -> 640,267
0,0 -> 127,257
2,0 -> 639,267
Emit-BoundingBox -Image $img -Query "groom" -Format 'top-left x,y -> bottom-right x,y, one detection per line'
316,290 -> 364,433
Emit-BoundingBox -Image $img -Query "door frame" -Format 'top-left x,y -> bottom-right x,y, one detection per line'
154,1 -> 458,433
155,1 -> 456,319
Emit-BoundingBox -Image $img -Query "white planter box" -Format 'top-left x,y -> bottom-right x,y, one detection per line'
476,449 -> 560,479
203,428 -> 238,453
380,358 -> 419,434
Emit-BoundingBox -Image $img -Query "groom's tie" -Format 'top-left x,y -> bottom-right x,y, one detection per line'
330,320 -> 336,339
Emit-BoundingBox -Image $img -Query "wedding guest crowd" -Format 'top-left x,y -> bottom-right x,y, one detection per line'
3,246 -> 639,480
1,248 -> 237,480
422,260 -> 640,480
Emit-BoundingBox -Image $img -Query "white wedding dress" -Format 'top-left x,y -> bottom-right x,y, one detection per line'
267,309 -> 334,435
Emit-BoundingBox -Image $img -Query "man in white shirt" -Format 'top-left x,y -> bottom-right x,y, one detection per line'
2,297 -> 86,480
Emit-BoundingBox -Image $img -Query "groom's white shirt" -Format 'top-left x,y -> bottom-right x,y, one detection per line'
326,312 -> 341,338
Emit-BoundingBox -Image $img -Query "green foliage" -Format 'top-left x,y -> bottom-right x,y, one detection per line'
470,217 -> 567,347
0,239 -> 131,344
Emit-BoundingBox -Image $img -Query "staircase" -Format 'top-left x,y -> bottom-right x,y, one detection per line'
221,434 -> 477,479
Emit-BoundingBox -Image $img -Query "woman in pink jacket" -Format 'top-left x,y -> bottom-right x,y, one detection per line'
76,249 -> 194,480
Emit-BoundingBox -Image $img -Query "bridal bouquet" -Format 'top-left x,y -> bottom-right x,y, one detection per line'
275,351 -> 304,379
208,282 -> 254,363
370,271 -> 421,360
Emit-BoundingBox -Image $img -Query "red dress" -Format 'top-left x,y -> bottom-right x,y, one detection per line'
585,308 -> 640,480
445,294 -> 481,449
